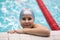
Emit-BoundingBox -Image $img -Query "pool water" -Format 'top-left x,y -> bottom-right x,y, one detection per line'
0,0 -> 60,32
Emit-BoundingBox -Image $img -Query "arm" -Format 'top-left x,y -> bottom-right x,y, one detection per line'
15,24 -> 50,37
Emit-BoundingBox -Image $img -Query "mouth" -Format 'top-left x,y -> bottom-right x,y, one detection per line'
24,24 -> 31,26
24,25 -> 30,26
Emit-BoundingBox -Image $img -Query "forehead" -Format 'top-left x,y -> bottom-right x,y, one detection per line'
22,14 -> 33,18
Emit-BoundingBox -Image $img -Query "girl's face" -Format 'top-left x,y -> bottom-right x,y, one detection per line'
20,14 -> 34,28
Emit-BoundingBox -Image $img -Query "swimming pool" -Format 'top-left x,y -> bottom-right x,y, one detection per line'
0,0 -> 60,32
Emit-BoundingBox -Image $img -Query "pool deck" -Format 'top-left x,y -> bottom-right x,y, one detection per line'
0,31 -> 60,40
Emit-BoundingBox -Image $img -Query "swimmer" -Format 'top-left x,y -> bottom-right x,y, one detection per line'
8,8 -> 50,37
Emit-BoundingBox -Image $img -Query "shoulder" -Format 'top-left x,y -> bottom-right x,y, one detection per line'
33,24 -> 48,29
33,24 -> 42,28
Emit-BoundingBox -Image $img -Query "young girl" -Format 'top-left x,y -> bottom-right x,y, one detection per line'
8,8 -> 50,37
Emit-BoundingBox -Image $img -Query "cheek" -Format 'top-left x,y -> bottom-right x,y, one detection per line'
20,20 -> 24,25
29,20 -> 34,24
20,21 -> 25,27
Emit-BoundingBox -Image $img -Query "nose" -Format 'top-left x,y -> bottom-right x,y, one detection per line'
25,20 -> 29,23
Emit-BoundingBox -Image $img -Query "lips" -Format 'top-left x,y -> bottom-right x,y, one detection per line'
24,24 -> 30,26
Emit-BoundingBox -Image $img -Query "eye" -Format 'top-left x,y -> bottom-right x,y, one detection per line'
22,18 -> 26,20
28,18 -> 32,20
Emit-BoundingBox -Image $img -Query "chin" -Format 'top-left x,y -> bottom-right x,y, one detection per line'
23,26 -> 32,28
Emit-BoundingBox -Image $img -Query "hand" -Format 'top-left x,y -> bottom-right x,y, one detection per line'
7,30 -> 15,34
15,29 -> 24,34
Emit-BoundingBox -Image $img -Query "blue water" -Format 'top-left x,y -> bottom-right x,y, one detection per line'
0,0 -> 60,32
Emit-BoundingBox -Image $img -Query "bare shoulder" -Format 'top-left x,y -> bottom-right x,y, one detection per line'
33,24 -> 48,29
